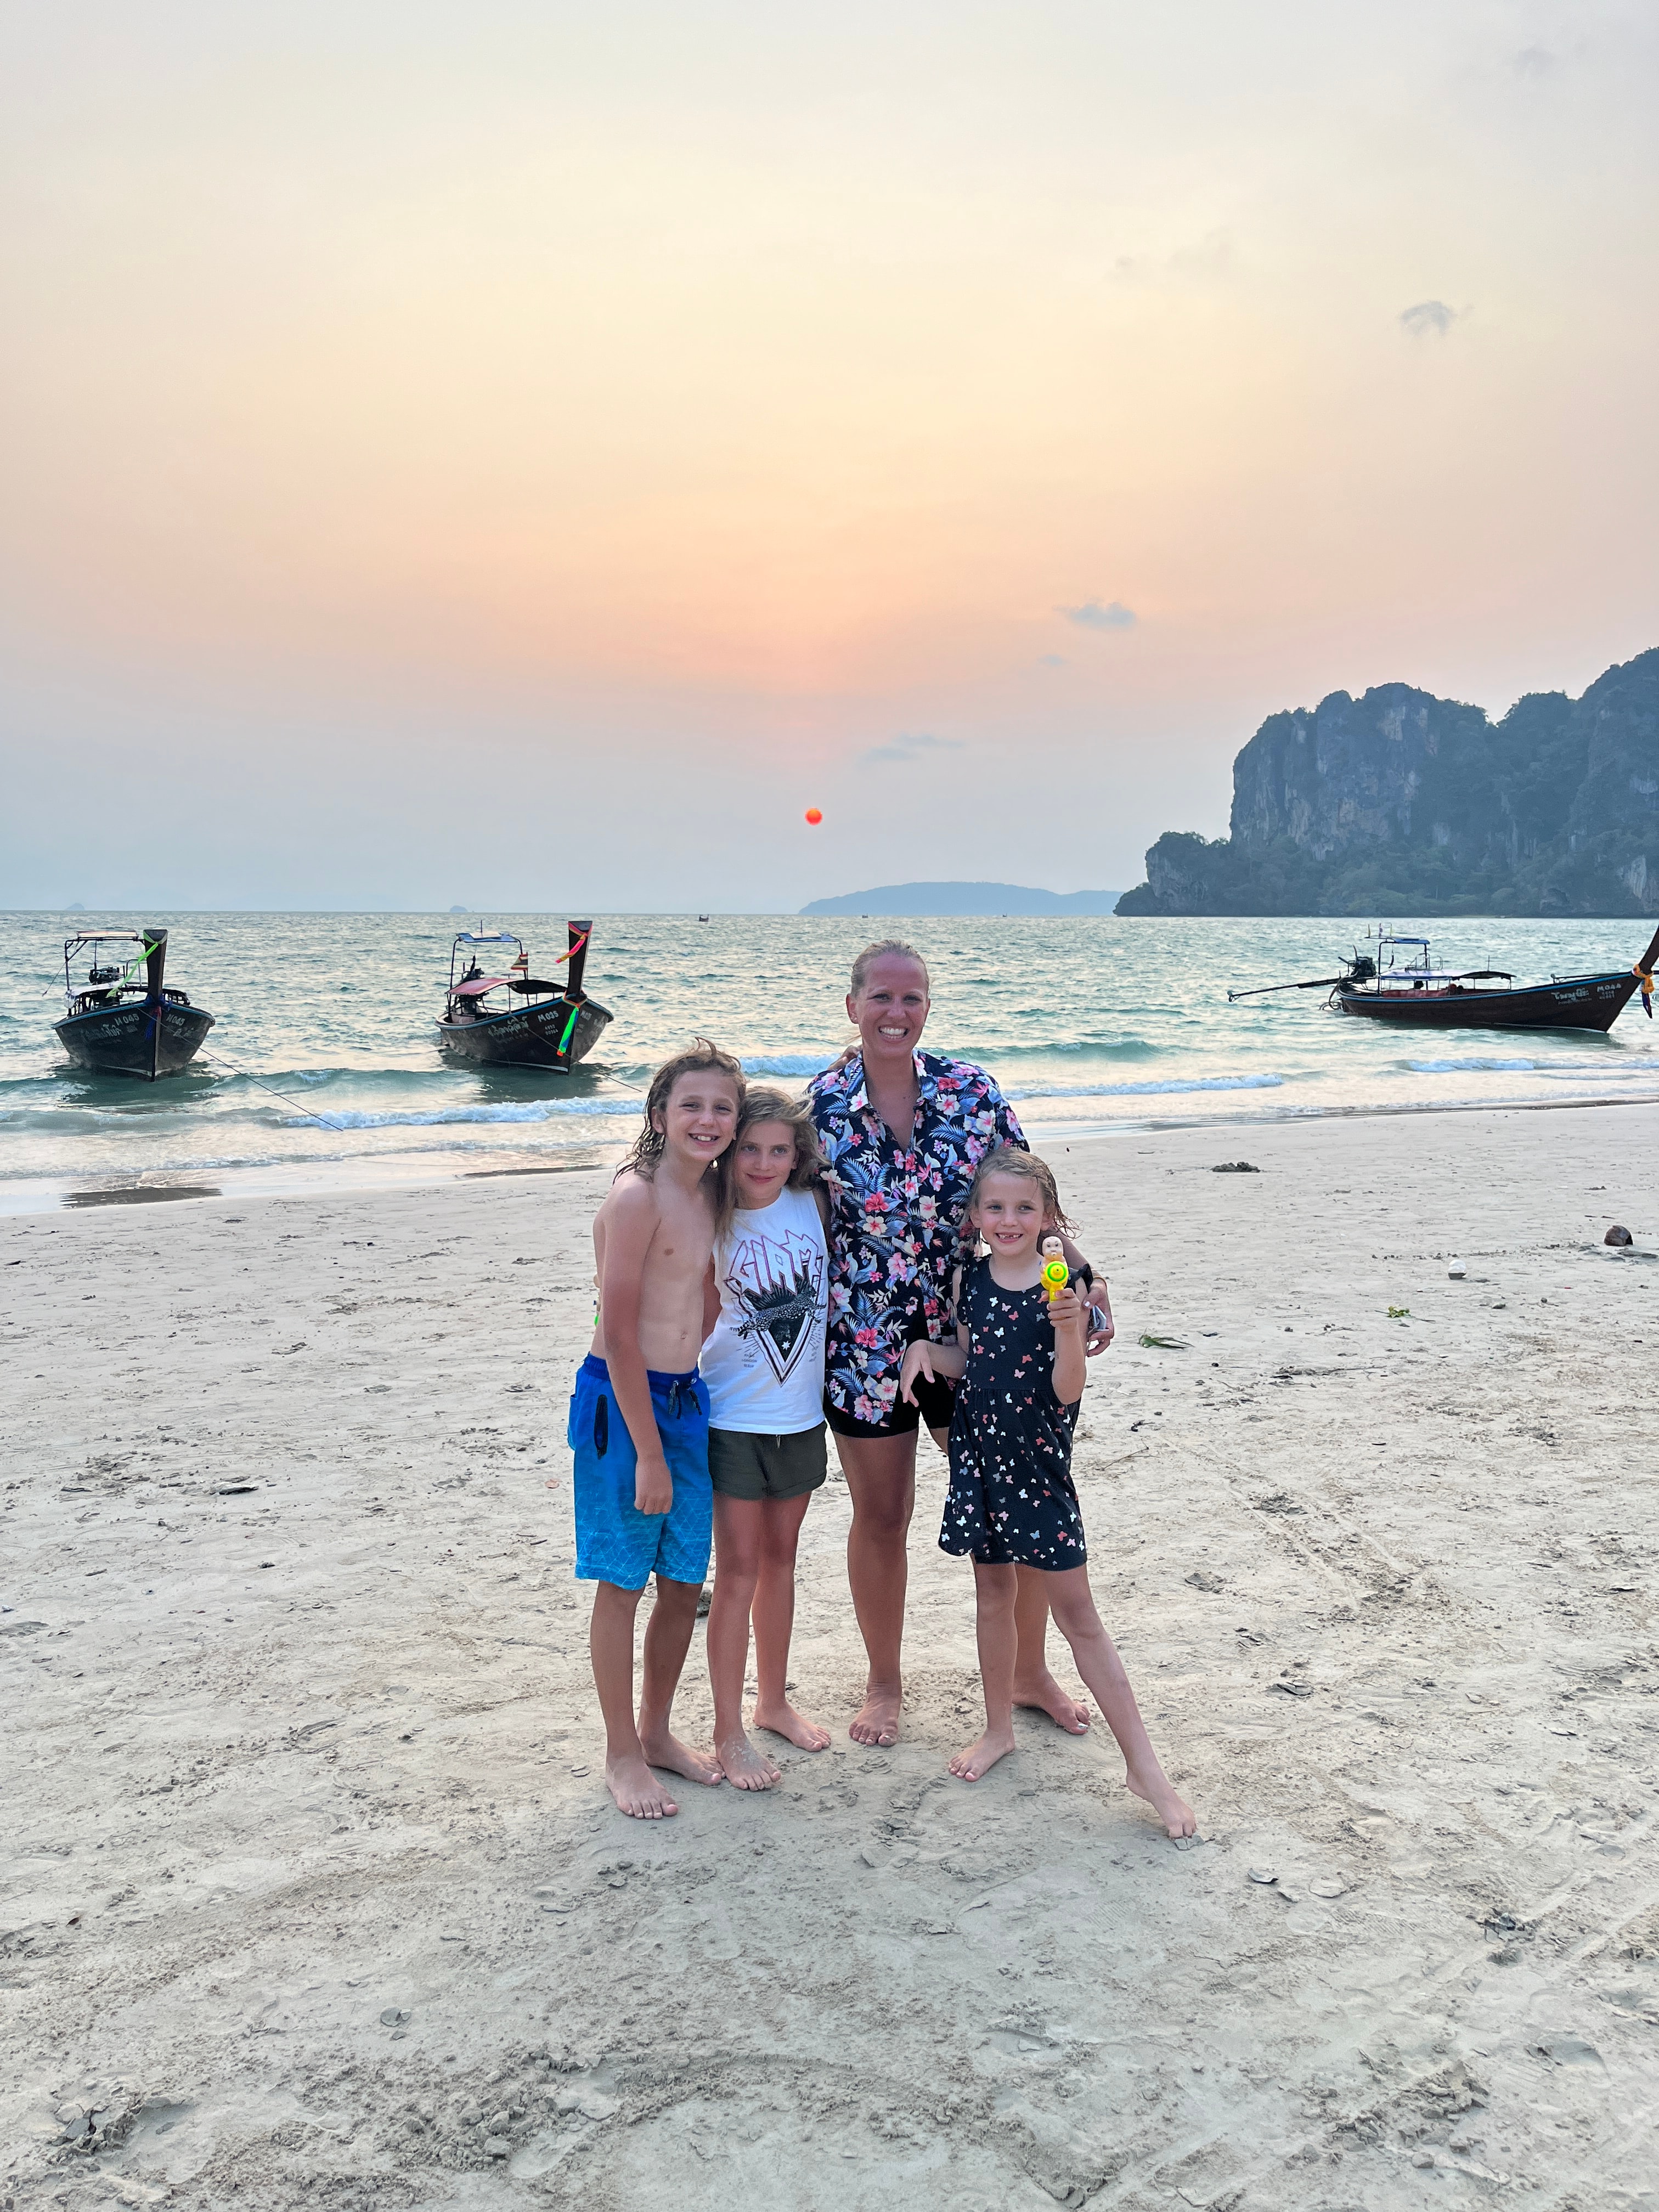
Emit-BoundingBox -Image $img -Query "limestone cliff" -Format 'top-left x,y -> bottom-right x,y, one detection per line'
1116,646 -> 1659,916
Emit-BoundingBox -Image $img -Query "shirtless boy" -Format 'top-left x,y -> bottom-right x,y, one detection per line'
571,1040 -> 745,1818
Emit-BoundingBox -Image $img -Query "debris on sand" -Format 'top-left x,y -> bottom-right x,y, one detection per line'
1212,1161 -> 1260,1173
1605,1224 -> 1634,1246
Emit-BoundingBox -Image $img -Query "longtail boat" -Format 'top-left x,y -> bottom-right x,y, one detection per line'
1229,925 -> 1659,1034
435,920 -> 613,1068
53,927 -> 215,1078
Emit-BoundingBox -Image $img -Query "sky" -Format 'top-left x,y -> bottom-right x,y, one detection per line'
3,1 -> 1657,912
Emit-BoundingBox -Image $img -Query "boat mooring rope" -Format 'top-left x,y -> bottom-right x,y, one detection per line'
199,1049 -> 348,1132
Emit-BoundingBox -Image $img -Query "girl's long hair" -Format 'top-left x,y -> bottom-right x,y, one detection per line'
620,1037 -> 746,1213
716,1086 -> 825,1239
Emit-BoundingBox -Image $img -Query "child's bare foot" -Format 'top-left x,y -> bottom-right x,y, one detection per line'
754,1699 -> 832,1751
716,1731 -> 781,1791
1127,1762 -> 1198,1837
1013,1668 -> 1091,1735
637,1726 -> 724,1788
606,1751 -> 679,1819
949,1726 -> 1017,1782
849,1685 -> 901,1747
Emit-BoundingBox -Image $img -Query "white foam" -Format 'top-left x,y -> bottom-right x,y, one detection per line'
1007,1073 -> 1285,1102
1409,1056 -> 1537,1073
284,1098 -> 641,1130
741,1054 -> 834,1076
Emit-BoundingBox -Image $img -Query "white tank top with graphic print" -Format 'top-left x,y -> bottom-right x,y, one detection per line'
699,1184 -> 828,1434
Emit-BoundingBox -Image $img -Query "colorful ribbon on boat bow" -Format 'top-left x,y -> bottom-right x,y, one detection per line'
1635,964 -> 1655,1018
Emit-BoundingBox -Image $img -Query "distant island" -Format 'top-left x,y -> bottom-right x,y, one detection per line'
1115,645 -> 1659,917
800,881 -> 1121,917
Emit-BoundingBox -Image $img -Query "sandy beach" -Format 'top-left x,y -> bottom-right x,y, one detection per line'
4,1102 -> 1658,2211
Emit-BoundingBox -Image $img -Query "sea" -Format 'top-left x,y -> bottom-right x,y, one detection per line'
4,911 -> 1658,1213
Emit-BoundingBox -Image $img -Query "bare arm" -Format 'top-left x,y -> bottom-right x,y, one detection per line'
900,1333 -> 966,1399
598,1183 -> 673,1514
1048,1285 -> 1088,1405
701,1257 -> 721,1346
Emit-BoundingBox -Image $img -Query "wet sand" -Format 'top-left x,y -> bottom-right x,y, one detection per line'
4,1103 -> 1658,2209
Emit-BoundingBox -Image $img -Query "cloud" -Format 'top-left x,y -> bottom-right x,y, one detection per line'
1037,653 -> 1066,667
1400,300 -> 1458,337
1058,599 -> 1137,631
861,731 -> 964,765
1514,44 -> 1555,76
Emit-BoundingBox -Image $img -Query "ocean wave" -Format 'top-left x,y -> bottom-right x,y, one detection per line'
283,1098 -> 643,1131
742,1054 -> 834,1076
1409,1056 -> 1538,1073
1007,1073 -> 1286,1102
960,1036 -> 1161,1064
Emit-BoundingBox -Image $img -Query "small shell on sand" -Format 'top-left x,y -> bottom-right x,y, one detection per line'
1605,1224 -> 1634,1246
1248,1866 -> 1277,1884
1448,1258 -> 1466,1278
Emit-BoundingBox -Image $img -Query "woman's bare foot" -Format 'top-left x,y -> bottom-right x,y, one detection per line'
949,1725 -> 1017,1782
1013,1668 -> 1091,1735
637,1726 -> 724,1788
716,1731 -> 781,1791
1126,1762 -> 1198,1837
849,1685 -> 902,1747
754,1699 -> 832,1751
605,1751 -> 679,1819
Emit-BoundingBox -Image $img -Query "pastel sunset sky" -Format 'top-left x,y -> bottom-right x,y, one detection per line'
3,2 -> 1656,910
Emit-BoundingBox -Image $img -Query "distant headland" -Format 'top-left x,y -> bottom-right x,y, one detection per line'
1115,645 -> 1659,918
800,882 -> 1122,917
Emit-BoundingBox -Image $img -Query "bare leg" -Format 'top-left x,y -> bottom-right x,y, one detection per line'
1046,1569 -> 1196,1836
837,1430 -> 919,1745
1012,1566 -> 1091,1734
950,1562 -> 1019,1781
636,1575 -> 723,1789
752,1489 -> 830,1751
708,1496 -> 779,1790
590,1579 -> 680,1818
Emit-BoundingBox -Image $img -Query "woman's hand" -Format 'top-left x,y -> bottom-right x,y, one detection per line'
899,1338 -> 936,1404
1085,1289 -> 1115,1354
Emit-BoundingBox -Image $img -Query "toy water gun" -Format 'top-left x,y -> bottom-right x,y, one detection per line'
1042,1254 -> 1070,1301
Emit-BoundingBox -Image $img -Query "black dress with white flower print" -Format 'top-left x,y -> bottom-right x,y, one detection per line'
939,1258 -> 1086,1569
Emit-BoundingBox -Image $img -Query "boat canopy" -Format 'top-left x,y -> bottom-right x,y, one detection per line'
452,975 -> 510,997
454,932 -> 522,946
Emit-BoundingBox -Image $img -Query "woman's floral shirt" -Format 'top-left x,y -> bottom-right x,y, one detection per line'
808,1049 -> 1024,1425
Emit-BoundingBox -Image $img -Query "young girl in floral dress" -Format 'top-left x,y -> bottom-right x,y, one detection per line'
900,1146 -> 1196,1836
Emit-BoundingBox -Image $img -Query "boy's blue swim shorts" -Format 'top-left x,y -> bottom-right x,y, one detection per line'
568,1354 -> 712,1591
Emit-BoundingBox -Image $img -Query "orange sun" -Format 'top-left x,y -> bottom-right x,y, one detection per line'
804,807 -> 823,825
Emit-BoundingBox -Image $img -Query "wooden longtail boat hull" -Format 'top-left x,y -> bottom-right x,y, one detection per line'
435,995 -> 612,1068
1334,969 -> 1639,1033
53,998 -> 216,1076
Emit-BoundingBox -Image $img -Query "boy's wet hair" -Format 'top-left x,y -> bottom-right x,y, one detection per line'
622,1038 -> 746,1203
962,1144 -> 1076,1239
718,1085 -> 823,1235
849,939 -> 931,997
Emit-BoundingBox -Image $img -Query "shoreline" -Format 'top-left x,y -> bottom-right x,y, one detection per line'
9,1080 -> 1659,1218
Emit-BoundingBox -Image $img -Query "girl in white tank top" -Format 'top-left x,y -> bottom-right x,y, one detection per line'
702,1088 -> 834,1789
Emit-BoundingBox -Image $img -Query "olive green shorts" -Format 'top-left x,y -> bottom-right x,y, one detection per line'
707,1423 -> 829,1503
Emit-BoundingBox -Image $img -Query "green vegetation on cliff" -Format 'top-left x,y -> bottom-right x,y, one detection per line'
1116,647 -> 1659,917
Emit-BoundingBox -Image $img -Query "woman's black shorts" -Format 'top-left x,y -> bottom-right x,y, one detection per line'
824,1367 -> 957,1442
